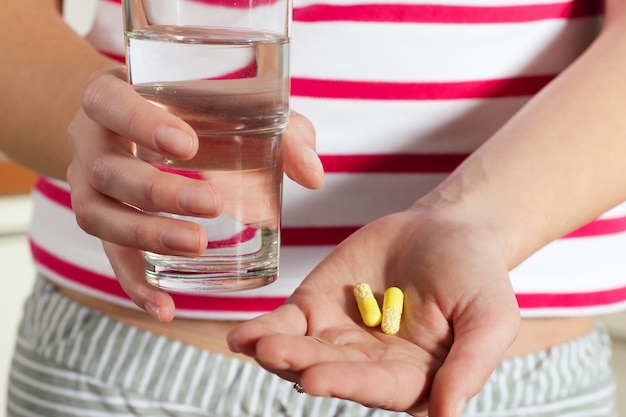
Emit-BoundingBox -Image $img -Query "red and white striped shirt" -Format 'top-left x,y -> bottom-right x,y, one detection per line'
30,0 -> 626,319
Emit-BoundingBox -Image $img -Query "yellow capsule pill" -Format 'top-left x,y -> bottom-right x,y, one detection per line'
381,287 -> 404,335
353,283 -> 382,327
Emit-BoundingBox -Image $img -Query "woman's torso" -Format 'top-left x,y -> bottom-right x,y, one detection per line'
35,0 -> 624,355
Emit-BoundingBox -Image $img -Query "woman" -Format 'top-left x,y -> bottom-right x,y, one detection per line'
4,0 -> 625,415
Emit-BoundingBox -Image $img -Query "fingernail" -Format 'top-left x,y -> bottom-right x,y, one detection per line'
144,301 -> 160,320
154,126 -> 194,156
178,186 -> 220,215
161,227 -> 201,253
302,147 -> 324,178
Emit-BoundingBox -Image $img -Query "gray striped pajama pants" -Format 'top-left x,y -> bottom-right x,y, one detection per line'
7,276 -> 618,417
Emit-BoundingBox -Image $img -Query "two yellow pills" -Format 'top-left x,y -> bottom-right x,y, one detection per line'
353,283 -> 404,335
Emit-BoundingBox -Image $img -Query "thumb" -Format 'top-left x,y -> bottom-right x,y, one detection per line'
427,313 -> 520,417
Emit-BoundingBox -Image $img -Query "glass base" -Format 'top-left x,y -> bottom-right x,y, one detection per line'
145,254 -> 278,293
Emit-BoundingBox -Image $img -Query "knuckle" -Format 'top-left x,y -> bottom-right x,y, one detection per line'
72,198 -> 98,235
125,105 -> 145,139
81,73 -> 109,116
86,154 -> 114,192
141,169 -> 166,210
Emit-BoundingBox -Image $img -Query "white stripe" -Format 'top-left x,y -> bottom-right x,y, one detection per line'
263,375 -> 281,417
9,362 -> 210,416
293,386 -> 308,417
292,19 -> 596,82
7,393 -> 134,417
38,293 -> 62,348
94,321 -> 124,379
283,173 -> 446,226
184,350 -> 209,405
8,397 -> 55,417
215,357 -> 240,415
66,327 -> 85,369
54,300 -> 80,364
86,1 -> 124,55
30,191 -> 116,278
230,362 -> 253,417
167,345 -> 195,403
548,348 -> 562,401
106,325 -> 137,385
467,383 -> 615,417
246,366 -> 267,415
306,391 -> 324,417
200,353 -> 224,409
152,340 -> 182,398
137,335 -> 166,394
481,370 -> 493,411
291,97 -> 528,155
523,354 -> 537,406
559,341 -> 574,397
495,359 -> 510,410
122,331 -> 152,388
80,319 -> 109,374
11,355 -> 114,400
536,353 -> 548,404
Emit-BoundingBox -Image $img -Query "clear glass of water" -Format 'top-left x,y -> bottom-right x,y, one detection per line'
122,0 -> 290,293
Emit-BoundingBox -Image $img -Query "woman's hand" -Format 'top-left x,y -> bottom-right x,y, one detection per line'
66,66 -> 324,321
227,208 -> 521,417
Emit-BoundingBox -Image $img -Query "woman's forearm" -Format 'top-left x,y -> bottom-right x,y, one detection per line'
421,0 -> 626,269
0,0 -> 117,179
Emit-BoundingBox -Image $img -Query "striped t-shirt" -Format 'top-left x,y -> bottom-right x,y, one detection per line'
30,0 -> 626,319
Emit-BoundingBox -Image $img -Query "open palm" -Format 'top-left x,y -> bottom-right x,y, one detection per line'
228,209 -> 521,417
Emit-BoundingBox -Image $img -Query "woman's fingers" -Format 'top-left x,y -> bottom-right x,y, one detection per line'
102,241 -> 176,322
283,111 -> 325,190
80,66 -> 198,160
300,360 -> 430,415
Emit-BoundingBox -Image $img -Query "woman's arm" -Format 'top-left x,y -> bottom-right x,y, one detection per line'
0,0 -> 116,179
425,0 -> 626,269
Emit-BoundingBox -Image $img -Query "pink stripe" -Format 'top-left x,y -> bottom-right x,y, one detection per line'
282,216 -> 626,246
100,50 -> 125,64
153,164 -> 204,180
517,286 -> 626,309
563,216 -> 626,238
102,47 -> 553,100
293,1 -> 602,23
320,154 -> 467,173
282,226 -> 360,246
36,173 -> 626,241
291,75 -> 555,100
206,226 -> 258,248
35,178 -> 259,248
103,0 -> 278,7
104,0 -> 601,22
30,239 -> 287,312
186,0 -> 278,7
30,236 -> 626,312
35,178 -> 72,209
